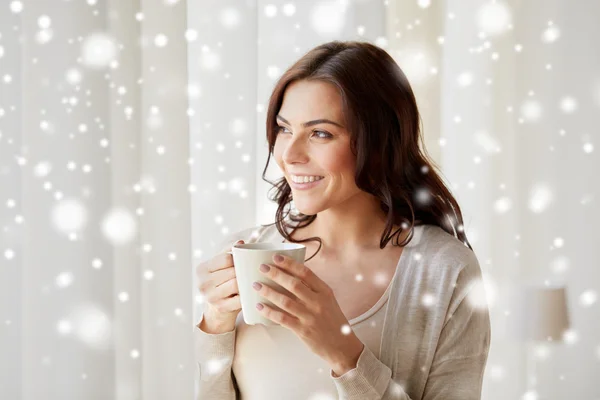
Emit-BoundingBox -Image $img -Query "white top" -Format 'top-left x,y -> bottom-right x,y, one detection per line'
195,223 -> 491,400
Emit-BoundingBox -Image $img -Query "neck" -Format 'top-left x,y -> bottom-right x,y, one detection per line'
307,194 -> 403,252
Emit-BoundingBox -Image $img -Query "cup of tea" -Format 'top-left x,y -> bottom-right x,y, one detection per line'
230,242 -> 306,326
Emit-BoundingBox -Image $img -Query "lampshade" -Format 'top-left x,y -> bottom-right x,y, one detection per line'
509,285 -> 571,342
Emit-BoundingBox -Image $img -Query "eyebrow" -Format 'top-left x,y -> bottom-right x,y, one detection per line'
276,115 -> 345,129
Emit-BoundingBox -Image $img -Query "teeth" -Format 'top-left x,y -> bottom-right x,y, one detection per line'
291,175 -> 323,183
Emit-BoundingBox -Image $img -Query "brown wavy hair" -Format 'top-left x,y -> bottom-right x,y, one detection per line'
260,40 -> 472,262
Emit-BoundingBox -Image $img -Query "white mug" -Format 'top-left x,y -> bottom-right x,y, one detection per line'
230,242 -> 306,326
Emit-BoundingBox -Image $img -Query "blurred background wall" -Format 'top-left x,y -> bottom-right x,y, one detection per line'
1,0 -> 598,399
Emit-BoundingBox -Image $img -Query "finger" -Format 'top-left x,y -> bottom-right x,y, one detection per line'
254,269 -> 311,319
207,240 -> 244,273
259,264 -> 314,303
256,303 -> 297,330
198,267 -> 235,294
212,267 -> 236,286
270,254 -> 325,293
207,253 -> 234,273
215,294 -> 241,313
209,277 -> 239,303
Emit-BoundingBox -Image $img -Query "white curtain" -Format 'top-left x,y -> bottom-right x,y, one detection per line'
1,1 -> 598,399
1,1 -> 192,399
386,0 -> 600,399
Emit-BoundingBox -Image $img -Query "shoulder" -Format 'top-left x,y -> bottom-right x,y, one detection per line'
414,224 -> 480,274
405,225 -> 489,321
409,225 -> 484,301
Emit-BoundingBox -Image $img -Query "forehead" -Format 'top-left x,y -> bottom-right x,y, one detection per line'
279,80 -> 344,124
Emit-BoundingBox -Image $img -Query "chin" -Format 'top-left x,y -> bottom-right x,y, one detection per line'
292,201 -> 322,216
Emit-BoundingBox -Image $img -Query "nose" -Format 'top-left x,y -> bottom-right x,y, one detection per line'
281,136 -> 309,165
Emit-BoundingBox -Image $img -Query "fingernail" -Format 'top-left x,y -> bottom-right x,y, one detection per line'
252,282 -> 262,290
274,254 -> 284,263
259,264 -> 270,273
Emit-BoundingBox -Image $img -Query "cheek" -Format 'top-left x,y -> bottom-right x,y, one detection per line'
322,148 -> 355,176
272,141 -> 284,164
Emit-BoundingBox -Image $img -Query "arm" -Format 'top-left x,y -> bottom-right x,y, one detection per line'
195,313 -> 239,400
329,262 -> 491,400
420,281 -> 491,400
329,344 -> 412,400
195,227 -> 263,399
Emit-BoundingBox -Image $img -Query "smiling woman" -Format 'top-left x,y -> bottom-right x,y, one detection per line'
261,41 -> 473,264
196,40 -> 490,400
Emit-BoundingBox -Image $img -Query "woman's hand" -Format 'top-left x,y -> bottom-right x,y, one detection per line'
252,254 -> 365,376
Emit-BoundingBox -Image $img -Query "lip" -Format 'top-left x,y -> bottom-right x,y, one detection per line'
288,176 -> 325,190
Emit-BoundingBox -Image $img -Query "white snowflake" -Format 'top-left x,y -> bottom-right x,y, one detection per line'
414,187 -> 433,206
559,96 -> 578,113
307,393 -> 335,400
154,34 -> 168,47
310,2 -> 346,37
520,99 -> 543,122
340,324 -> 351,335
417,0 -> 431,9
422,293 -> 436,307
522,390 -> 538,400
550,256 -> 570,274
528,184 -> 553,213
118,292 -> 129,303
489,365 -> 505,381
205,357 -> 231,375
230,118 -> 247,136
56,272 -> 74,289
101,207 -> 138,246
52,198 -> 88,233
476,2 -> 512,36
9,1 -> 24,14
92,258 -> 103,269
392,46 -> 432,84
579,290 -> 597,307
228,178 -> 246,194
200,49 -> 221,71
4,249 -> 15,260
38,15 -> 51,29
264,4 -> 277,18
267,65 -> 281,80
494,197 -> 512,214
542,25 -> 560,43
475,130 -> 501,153
220,7 -> 241,28
81,33 -> 118,69
71,305 -> 112,349
562,329 -> 578,345
57,320 -> 73,335
65,68 -> 82,85
457,71 -> 473,87
282,3 -> 296,17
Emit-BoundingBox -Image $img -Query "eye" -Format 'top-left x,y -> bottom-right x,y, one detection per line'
276,125 -> 332,139
313,130 -> 333,139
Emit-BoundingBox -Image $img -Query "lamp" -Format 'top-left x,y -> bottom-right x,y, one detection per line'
510,285 -> 571,397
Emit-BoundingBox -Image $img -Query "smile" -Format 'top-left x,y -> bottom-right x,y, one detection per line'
288,176 -> 325,190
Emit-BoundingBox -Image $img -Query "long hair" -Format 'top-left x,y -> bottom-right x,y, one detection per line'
260,41 -> 472,261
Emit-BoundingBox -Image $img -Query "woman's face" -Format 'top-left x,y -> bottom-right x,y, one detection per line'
273,80 -> 363,216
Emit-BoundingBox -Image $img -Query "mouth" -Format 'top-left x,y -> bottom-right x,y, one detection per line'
287,175 -> 325,191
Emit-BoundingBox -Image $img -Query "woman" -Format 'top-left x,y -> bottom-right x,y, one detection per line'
195,41 -> 490,400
